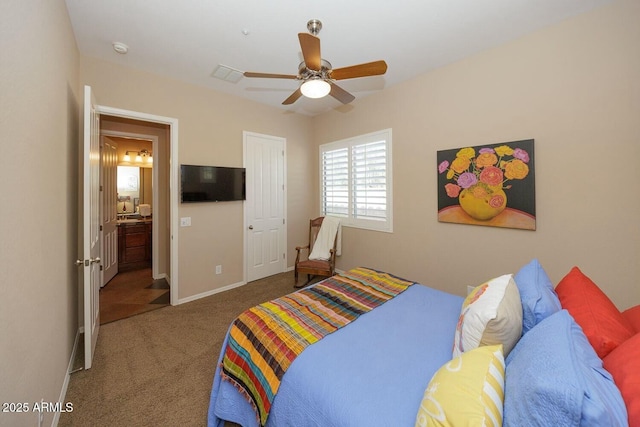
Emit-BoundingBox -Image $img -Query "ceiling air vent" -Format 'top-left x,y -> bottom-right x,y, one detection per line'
211,64 -> 243,83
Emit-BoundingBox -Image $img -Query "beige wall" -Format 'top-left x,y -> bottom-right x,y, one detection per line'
314,0 -> 640,309
0,0 -> 80,426
80,57 -> 315,300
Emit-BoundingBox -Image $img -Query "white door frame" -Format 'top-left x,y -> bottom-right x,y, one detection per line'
102,130 -> 160,280
97,105 -> 180,306
243,131 -> 287,283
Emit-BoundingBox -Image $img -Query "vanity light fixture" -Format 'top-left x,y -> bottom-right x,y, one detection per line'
123,149 -> 152,163
140,149 -> 152,163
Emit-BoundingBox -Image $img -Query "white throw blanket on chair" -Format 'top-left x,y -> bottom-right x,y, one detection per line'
309,216 -> 342,261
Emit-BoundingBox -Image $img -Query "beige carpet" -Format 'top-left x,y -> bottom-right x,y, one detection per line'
59,271 -> 297,427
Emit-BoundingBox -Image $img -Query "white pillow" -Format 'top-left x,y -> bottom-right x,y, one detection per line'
452,274 -> 522,358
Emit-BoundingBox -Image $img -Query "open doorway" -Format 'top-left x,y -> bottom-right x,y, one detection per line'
99,115 -> 171,323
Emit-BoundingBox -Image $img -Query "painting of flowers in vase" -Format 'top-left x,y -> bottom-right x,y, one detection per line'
437,139 -> 535,230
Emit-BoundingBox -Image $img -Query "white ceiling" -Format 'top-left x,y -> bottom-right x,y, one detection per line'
65,0 -> 614,116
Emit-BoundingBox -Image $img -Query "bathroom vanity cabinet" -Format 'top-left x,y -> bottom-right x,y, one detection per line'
118,220 -> 152,270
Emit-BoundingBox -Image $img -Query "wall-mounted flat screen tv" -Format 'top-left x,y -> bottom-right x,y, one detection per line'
180,164 -> 246,203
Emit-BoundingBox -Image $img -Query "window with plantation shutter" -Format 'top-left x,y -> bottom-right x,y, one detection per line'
320,129 -> 392,232
321,147 -> 349,217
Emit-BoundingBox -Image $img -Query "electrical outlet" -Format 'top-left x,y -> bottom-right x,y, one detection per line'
215,265 -> 222,275
180,217 -> 191,227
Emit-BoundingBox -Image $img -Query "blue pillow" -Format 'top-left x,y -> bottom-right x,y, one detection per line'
504,310 -> 627,427
514,259 -> 561,334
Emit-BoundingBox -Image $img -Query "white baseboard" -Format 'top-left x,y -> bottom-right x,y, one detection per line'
175,267 -> 294,305
52,329 -> 80,426
176,280 -> 247,305
155,272 -> 169,284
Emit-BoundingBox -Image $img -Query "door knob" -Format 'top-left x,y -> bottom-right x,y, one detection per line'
90,257 -> 101,264
248,225 -> 254,230
75,259 -> 85,266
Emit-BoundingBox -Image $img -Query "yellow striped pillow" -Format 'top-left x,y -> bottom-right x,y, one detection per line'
415,345 -> 505,427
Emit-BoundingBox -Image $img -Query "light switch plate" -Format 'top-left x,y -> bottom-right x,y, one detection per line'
180,217 -> 191,227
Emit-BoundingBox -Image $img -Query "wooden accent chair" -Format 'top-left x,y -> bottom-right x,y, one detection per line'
294,217 -> 338,288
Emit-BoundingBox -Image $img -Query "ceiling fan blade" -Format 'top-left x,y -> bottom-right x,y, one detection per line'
329,83 -> 355,104
298,33 -> 322,71
244,71 -> 298,79
282,88 -> 303,105
329,60 -> 388,80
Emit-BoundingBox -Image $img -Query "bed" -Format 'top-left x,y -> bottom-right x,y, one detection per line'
208,262 -> 639,427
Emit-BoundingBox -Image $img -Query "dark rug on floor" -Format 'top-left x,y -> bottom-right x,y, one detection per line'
146,278 -> 170,290
149,291 -> 170,305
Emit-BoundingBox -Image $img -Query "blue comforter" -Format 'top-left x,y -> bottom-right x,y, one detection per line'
208,283 -> 463,427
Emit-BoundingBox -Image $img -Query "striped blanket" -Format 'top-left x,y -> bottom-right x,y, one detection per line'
220,267 -> 414,426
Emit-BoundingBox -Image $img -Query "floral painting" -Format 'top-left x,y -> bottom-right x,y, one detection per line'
437,139 -> 535,230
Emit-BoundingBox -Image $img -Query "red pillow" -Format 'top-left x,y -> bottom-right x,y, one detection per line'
622,305 -> 640,333
603,333 -> 640,426
555,266 -> 634,358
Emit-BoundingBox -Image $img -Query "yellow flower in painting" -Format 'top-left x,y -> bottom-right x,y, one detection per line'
451,156 -> 471,173
494,145 -> 514,157
447,169 -> 455,180
504,159 -> 529,180
456,147 -> 476,159
476,152 -> 498,168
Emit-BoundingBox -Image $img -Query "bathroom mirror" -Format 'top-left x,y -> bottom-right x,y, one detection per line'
117,166 -> 152,215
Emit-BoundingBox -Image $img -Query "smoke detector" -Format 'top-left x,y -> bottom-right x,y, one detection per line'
112,42 -> 129,54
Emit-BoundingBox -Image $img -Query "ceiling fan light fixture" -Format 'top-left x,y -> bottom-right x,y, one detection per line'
300,79 -> 331,99
242,20 -> 386,105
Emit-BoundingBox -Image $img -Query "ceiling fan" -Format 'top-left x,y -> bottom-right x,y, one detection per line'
243,19 -> 388,105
